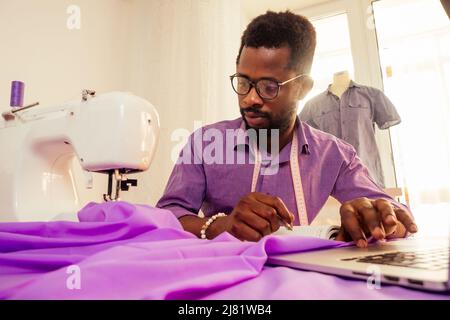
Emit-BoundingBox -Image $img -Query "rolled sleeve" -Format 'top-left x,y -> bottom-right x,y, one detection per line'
156,133 -> 206,219
372,89 -> 401,130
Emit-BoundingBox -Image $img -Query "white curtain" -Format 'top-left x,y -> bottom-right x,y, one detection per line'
125,0 -> 242,205
374,0 -> 450,216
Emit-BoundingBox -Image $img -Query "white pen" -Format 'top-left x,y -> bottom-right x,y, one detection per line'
278,215 -> 294,231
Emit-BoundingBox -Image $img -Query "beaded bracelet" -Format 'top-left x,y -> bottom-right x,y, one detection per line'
200,213 -> 226,239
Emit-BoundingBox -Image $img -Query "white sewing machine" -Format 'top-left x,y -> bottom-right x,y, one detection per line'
0,91 -> 160,222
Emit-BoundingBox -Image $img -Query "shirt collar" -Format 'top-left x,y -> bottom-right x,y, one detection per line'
326,80 -> 360,95
233,116 -> 310,158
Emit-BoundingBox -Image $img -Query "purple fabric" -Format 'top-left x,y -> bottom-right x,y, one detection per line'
0,202 -> 448,300
156,117 -> 404,225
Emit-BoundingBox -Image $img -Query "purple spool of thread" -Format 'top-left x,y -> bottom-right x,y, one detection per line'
10,81 -> 25,107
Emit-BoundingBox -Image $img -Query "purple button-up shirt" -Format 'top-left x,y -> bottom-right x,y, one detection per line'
156,117 -> 398,225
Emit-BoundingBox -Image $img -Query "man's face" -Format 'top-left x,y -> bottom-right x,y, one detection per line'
236,46 -> 305,132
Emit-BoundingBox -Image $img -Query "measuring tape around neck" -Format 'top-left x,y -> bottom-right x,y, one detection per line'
248,123 -> 309,226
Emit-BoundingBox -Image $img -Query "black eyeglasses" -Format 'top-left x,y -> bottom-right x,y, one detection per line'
229,74 -> 308,100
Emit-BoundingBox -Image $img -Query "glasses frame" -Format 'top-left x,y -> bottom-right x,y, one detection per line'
229,73 -> 308,100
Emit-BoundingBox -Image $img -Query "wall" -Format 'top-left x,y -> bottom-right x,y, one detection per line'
0,0 -> 133,108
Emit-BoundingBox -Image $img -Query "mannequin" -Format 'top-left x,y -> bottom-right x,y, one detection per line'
301,70 -> 401,188
329,70 -> 351,98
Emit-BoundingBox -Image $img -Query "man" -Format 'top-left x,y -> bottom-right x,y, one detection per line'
157,11 -> 417,247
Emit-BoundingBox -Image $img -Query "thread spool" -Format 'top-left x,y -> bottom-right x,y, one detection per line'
10,81 -> 25,107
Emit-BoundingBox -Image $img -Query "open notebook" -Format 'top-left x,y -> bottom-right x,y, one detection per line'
273,225 -> 340,240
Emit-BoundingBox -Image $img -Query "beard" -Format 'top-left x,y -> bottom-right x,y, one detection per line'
240,103 -> 297,134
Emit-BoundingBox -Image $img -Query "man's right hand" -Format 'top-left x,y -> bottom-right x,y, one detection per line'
208,192 -> 295,241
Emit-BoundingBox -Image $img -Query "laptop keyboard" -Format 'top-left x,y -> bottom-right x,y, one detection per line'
342,247 -> 450,271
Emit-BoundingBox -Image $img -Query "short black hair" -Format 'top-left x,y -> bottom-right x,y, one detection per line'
236,11 -> 316,74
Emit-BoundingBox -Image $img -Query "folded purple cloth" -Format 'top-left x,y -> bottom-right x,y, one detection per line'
0,202 -> 448,299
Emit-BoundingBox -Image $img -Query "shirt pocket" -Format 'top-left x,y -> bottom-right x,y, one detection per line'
311,105 -> 340,133
347,102 -> 372,121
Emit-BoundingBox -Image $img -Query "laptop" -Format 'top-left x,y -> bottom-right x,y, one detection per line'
267,211 -> 450,292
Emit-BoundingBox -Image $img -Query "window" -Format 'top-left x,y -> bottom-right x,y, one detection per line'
299,13 -> 355,109
373,0 -> 450,227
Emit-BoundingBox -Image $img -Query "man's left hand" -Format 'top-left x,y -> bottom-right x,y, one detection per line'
335,198 -> 418,248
